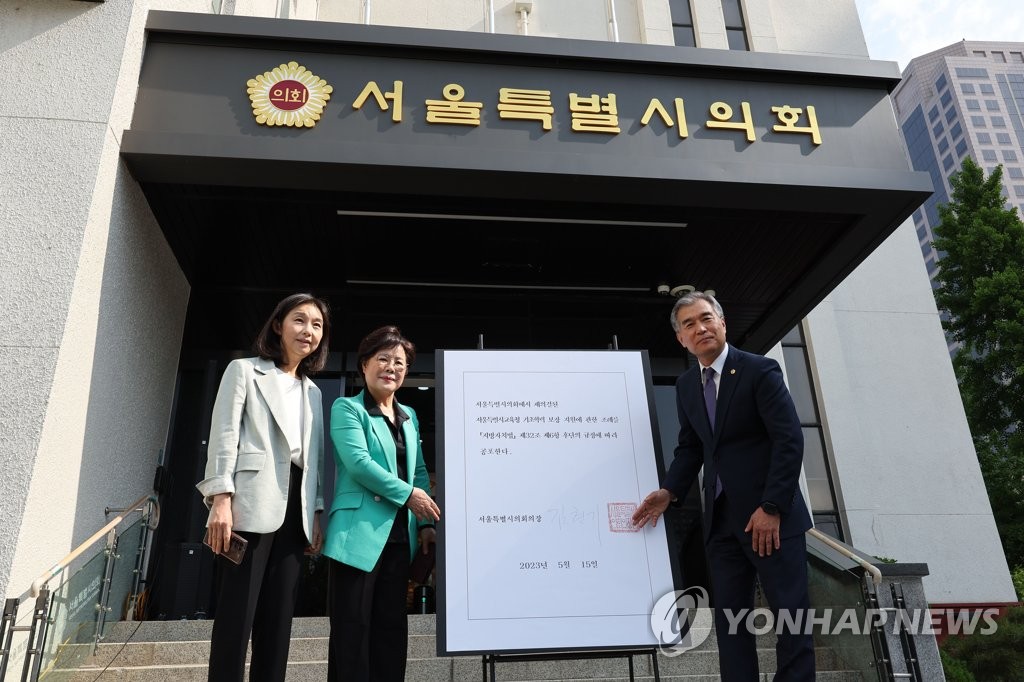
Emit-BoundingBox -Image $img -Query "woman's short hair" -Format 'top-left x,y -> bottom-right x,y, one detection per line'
253,293 -> 331,377
357,325 -> 416,368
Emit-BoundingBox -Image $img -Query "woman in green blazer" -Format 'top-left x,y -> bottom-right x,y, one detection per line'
324,325 -> 440,682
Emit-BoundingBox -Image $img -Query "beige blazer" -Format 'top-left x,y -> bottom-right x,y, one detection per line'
196,356 -> 324,541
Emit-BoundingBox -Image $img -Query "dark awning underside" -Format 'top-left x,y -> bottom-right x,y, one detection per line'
122,12 -> 932,359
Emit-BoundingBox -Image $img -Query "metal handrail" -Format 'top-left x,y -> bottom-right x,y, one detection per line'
23,494 -> 157,601
0,493 -> 158,682
807,526 -> 883,587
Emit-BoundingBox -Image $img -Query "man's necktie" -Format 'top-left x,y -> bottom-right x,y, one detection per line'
704,367 -> 723,499
703,367 -> 717,429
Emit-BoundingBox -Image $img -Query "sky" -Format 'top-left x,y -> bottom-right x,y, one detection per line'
854,0 -> 1024,72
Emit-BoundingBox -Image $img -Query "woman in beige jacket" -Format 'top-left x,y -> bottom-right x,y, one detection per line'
196,292 -> 330,682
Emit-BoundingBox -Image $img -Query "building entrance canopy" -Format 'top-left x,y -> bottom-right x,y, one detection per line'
122,11 -> 931,358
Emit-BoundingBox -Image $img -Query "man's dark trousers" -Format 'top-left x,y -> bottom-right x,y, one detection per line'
707,491 -> 815,681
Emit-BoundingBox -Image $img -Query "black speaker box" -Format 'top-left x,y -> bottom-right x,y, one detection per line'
156,542 -> 214,619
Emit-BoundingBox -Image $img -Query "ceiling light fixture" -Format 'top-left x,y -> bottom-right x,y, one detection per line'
667,285 -> 717,299
670,285 -> 695,298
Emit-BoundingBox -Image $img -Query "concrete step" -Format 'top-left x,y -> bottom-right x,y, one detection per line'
62,638 -> 843,673
44,668 -> 866,682
43,668 -> 866,682
43,614 -> 867,681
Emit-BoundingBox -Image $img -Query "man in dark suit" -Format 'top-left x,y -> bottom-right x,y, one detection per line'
633,292 -> 815,681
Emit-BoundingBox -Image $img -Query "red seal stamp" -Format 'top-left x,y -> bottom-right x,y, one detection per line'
608,502 -> 640,532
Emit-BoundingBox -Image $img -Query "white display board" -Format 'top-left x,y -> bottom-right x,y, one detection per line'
436,350 -> 675,655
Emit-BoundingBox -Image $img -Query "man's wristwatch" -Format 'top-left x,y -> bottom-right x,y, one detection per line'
760,501 -> 780,516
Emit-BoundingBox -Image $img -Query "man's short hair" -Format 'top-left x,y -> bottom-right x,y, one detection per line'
669,291 -> 724,332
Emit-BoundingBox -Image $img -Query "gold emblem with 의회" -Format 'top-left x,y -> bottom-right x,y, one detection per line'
247,61 -> 332,128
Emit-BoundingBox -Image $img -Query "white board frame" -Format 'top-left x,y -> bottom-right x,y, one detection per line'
435,349 -> 675,656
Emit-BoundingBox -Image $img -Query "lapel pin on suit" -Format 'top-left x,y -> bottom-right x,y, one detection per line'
730,369 -> 736,374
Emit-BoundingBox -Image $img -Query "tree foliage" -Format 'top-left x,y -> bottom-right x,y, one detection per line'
942,607 -> 1024,682
932,158 -> 1024,568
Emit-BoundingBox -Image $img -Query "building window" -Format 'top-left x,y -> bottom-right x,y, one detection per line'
932,122 -> 945,138
1015,185 -> 1024,197
972,51 -> 987,58
956,67 -> 990,78
997,132 -> 1012,144
985,99 -> 1001,111
1008,167 -> 1024,179
781,324 -> 844,541
977,132 -> 991,144
950,121 -> 963,140
983,149 -> 998,162
1011,52 -> 1024,64
721,0 -> 748,50
992,51 -> 1007,63
940,90 -> 953,107
966,99 -> 981,110
993,116 -> 1006,127
938,137 -> 950,153
955,139 -> 968,157
980,83 -> 996,94
929,105 -> 941,122
1005,151 -> 1019,163
961,83 -> 976,95
936,73 -> 948,92
943,154 -> 955,170
669,0 -> 696,47
971,115 -> 986,127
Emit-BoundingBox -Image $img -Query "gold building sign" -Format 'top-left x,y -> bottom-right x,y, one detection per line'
246,64 -> 821,145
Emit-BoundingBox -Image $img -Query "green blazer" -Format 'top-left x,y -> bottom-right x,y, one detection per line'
322,390 -> 432,572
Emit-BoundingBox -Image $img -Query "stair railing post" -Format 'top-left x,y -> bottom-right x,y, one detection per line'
862,572 -> 894,681
125,502 -> 152,621
0,597 -> 19,679
890,582 -> 923,681
20,588 -> 51,682
92,529 -> 120,655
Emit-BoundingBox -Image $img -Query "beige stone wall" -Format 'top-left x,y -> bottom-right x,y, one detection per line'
0,0 -> 189,599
